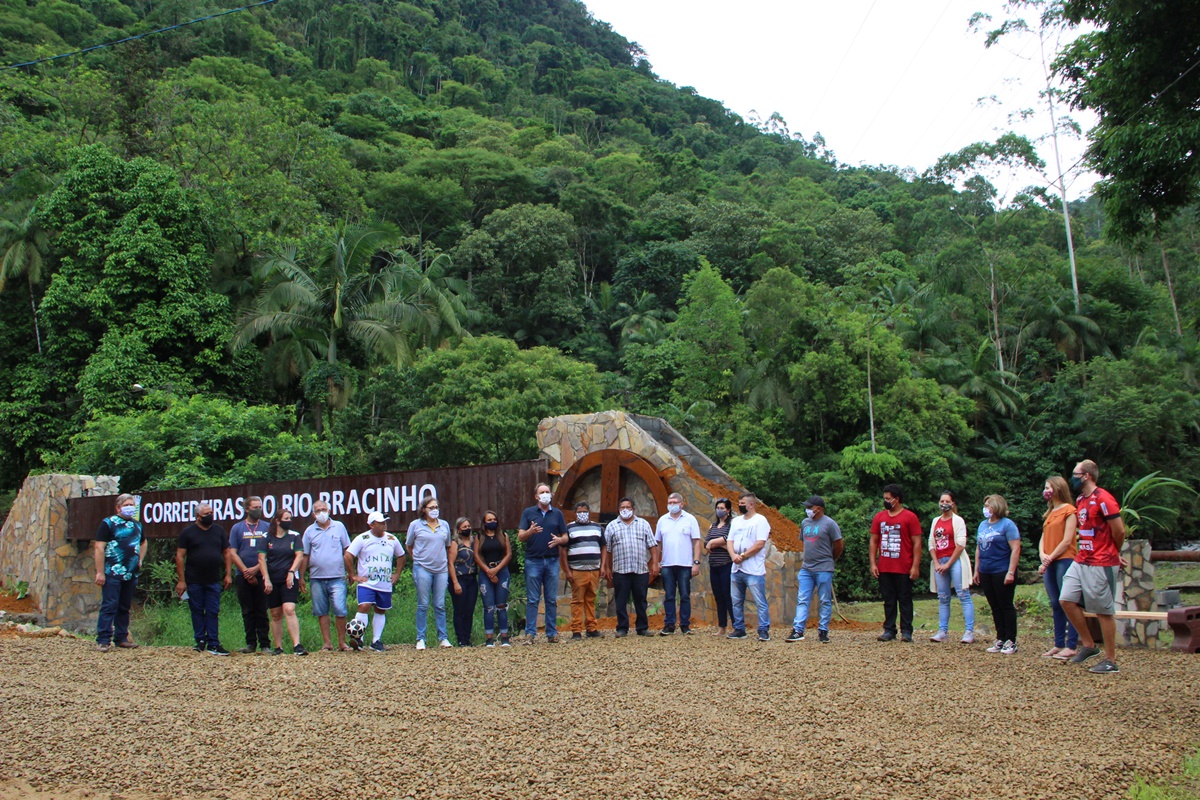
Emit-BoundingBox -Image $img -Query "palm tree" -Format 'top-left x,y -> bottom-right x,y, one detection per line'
924,339 -> 1022,428
1017,289 -> 1106,362
611,290 -> 676,346
1120,472 -> 1197,538
0,199 -> 49,353
235,224 -> 472,430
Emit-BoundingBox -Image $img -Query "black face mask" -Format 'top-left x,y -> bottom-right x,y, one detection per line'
738,504 -> 747,515
883,499 -> 896,510
279,520 -> 291,531
198,514 -> 214,526
484,521 -> 498,531
247,509 -> 262,521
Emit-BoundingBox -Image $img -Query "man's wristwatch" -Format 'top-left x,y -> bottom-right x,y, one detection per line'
693,560 -> 701,565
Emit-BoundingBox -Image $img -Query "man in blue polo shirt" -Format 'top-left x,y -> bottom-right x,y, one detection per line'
518,482 -> 569,644
229,495 -> 272,654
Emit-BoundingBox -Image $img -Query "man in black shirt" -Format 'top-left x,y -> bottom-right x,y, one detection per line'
176,502 -> 233,655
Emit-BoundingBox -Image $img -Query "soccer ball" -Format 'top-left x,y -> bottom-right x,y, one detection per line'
347,619 -> 366,640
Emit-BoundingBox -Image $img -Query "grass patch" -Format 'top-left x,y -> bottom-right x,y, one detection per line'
837,582 -> 1054,637
1128,749 -> 1200,800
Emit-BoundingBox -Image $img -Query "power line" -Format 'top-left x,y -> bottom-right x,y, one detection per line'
1,0 -> 277,72
810,0 -> 879,122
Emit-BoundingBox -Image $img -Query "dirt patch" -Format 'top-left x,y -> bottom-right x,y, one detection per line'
680,461 -> 801,551
1,634 -> 1196,799
0,592 -> 36,615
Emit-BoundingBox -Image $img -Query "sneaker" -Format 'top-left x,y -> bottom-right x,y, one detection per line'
270,647 -> 283,656
614,630 -> 628,638
985,639 -> 1004,653
636,630 -> 652,636
1070,645 -> 1101,664
571,633 -> 583,641
499,634 -> 511,647
523,635 -> 536,646
758,631 -> 770,642
95,643 -> 112,652
293,644 -> 308,656
1000,640 -> 1018,655
415,640 -> 426,651
546,635 -> 559,644
239,646 -> 258,654
877,631 -> 896,642
193,642 -> 206,653
785,628 -> 805,643
960,631 -> 975,644
818,630 -> 830,643
370,640 -> 385,653
486,636 -> 496,648
900,633 -> 913,643
682,628 -> 693,635
929,630 -> 948,643
439,639 -> 452,648
349,632 -> 364,651
116,639 -> 139,649
1088,659 -> 1120,674
208,644 -> 230,656
659,627 -> 675,636
586,630 -> 602,638
727,630 -> 748,640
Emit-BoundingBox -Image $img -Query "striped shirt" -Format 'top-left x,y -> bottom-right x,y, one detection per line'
566,521 -> 603,570
604,516 -> 657,574
705,520 -> 732,568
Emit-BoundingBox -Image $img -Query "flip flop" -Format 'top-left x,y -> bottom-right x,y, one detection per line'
1041,647 -> 1062,658
1053,649 -> 1077,661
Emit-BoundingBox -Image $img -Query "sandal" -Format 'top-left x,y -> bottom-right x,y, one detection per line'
1041,646 -> 1062,658
338,644 -> 352,652
320,645 -> 334,652
1053,648 -> 1077,661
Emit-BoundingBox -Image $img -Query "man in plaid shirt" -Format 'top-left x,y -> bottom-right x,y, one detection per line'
601,497 -> 661,637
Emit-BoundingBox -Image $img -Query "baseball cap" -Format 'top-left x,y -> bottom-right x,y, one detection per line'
367,511 -> 389,524
803,495 -> 825,508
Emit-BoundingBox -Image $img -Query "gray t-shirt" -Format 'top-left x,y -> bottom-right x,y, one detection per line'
800,515 -> 842,572
302,520 -> 351,579
406,518 -> 451,573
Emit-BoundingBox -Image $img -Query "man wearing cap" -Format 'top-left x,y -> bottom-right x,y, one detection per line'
786,496 -> 843,644
345,511 -> 407,652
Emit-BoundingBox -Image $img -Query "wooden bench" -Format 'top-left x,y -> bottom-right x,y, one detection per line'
1081,608 -> 1200,653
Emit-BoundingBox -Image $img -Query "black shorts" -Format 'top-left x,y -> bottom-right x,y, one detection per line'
265,572 -> 301,609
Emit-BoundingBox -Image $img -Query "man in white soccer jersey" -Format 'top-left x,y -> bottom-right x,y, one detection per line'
344,511 -> 407,652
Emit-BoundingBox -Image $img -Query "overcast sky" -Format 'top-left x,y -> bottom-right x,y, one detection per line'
582,0 -> 1099,200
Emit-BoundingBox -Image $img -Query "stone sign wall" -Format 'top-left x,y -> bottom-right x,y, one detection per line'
0,474 -> 118,629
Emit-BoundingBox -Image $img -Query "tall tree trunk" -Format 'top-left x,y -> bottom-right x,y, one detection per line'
989,260 -> 1006,382
27,278 -> 41,355
1157,232 -> 1183,336
1041,30 -> 1082,312
866,324 -> 876,454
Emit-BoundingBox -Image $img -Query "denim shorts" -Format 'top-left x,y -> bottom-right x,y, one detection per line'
356,585 -> 393,610
310,577 -> 348,617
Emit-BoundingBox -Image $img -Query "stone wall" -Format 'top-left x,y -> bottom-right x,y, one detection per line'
0,474 -> 119,629
538,411 -> 802,627
1120,539 -> 1159,647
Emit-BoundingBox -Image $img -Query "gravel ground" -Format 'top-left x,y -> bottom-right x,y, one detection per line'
0,633 -> 1197,800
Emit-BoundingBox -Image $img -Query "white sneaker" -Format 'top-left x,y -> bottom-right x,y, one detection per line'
439,639 -> 452,648
985,639 -> 1004,653
1000,640 -> 1018,655
929,630 -> 948,642
960,631 -> 975,644
415,640 -> 426,651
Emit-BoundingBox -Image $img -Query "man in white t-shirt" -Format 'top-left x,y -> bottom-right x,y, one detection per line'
344,511 -> 406,652
725,491 -> 771,641
655,492 -> 702,635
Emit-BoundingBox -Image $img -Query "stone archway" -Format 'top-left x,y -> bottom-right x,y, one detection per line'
552,449 -> 671,529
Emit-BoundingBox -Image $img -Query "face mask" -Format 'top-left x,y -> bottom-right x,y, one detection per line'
738,504 -> 747,515
484,521 -> 498,531
539,492 -> 553,505
247,508 -> 262,521
576,512 -> 589,523
982,507 -> 992,519
715,509 -> 728,519
883,499 -> 895,511
279,520 -> 291,531
428,509 -> 440,520
939,503 -> 952,513
619,508 -> 633,520
1070,476 -> 1083,491
805,508 -> 815,520
315,511 -> 330,524
198,513 -> 214,526
118,505 -> 136,519
1042,488 -> 1054,501
667,503 -> 681,515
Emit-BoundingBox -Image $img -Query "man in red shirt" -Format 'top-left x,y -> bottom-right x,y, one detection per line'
869,483 -> 923,642
1059,459 -> 1126,674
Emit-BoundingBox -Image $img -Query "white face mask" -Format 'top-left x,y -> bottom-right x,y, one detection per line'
576,512 -> 589,523
118,505 -> 136,519
315,511 -> 330,524
982,507 -> 992,519
667,503 -> 681,515
805,508 -> 815,519
538,492 -> 553,505
619,508 -> 633,520
428,508 -> 440,520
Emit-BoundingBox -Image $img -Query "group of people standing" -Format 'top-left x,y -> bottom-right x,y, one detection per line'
91,460 -> 1128,673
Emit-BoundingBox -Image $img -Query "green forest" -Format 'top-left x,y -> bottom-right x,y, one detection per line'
2,0 -> 1198,590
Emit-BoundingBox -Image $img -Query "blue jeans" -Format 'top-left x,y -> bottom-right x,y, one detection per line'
792,568 -> 833,633
731,572 -> 769,635
187,582 -> 222,647
479,567 -> 510,635
413,564 -> 448,643
934,557 -> 975,633
309,577 -> 348,618
96,576 -> 136,645
662,565 -> 693,631
1043,558 -> 1079,648
524,556 -> 559,638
